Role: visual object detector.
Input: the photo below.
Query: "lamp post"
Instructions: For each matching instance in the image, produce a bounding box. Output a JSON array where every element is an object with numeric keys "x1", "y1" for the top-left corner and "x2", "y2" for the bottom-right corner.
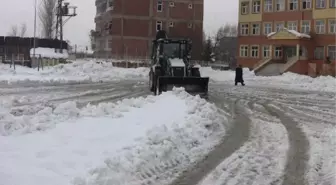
[{"x1": 33, "y1": 0, "x2": 37, "y2": 63}]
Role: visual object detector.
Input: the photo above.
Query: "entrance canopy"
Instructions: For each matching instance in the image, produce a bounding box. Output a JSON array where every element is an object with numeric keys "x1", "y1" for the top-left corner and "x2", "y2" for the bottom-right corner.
[{"x1": 267, "y1": 28, "x2": 311, "y2": 40}]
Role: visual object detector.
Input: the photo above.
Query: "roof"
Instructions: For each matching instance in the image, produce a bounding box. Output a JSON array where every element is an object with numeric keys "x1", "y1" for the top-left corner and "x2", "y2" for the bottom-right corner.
[{"x1": 267, "y1": 28, "x2": 311, "y2": 39}]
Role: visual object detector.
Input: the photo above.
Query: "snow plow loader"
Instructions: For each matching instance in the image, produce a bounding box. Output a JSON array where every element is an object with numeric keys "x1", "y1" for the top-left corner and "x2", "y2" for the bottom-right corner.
[{"x1": 149, "y1": 30, "x2": 209, "y2": 97}]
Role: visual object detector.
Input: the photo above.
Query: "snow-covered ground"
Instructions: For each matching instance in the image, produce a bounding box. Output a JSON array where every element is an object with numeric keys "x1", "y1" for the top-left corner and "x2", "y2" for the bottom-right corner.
[
  {"x1": 0, "y1": 60, "x2": 148, "y2": 84},
  {"x1": 0, "y1": 88, "x2": 227, "y2": 185},
  {"x1": 0, "y1": 59, "x2": 334, "y2": 93},
  {"x1": 200, "y1": 67, "x2": 336, "y2": 93}
]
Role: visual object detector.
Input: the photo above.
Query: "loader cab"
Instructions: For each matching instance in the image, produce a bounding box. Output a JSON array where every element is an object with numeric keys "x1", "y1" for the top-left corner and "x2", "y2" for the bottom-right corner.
[{"x1": 151, "y1": 39, "x2": 191, "y2": 62}]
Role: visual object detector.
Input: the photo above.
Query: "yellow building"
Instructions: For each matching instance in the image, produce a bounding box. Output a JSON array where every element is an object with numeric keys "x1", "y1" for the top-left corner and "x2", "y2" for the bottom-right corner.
[{"x1": 237, "y1": 0, "x2": 336, "y2": 76}]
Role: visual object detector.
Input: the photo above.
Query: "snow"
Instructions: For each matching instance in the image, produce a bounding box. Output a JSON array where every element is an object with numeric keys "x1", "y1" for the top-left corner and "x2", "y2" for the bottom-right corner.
[
  {"x1": 0, "y1": 58, "x2": 334, "y2": 92},
  {"x1": 0, "y1": 60, "x2": 149, "y2": 84},
  {"x1": 0, "y1": 88, "x2": 226, "y2": 185},
  {"x1": 267, "y1": 28, "x2": 311, "y2": 38},
  {"x1": 30, "y1": 47, "x2": 69, "y2": 59},
  {"x1": 198, "y1": 103, "x2": 289, "y2": 185},
  {"x1": 200, "y1": 67, "x2": 336, "y2": 93}
]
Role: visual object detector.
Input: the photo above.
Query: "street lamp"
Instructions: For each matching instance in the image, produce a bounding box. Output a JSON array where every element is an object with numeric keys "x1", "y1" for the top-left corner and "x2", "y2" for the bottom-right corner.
[{"x1": 33, "y1": 0, "x2": 37, "y2": 60}]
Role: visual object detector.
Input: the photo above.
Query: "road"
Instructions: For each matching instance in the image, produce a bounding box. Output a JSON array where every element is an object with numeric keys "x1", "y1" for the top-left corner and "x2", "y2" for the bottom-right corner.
[{"x1": 1, "y1": 81, "x2": 335, "y2": 185}]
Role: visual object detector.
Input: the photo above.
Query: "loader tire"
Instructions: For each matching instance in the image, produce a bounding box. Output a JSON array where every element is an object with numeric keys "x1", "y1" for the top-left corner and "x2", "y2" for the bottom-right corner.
[
  {"x1": 149, "y1": 72, "x2": 154, "y2": 92},
  {"x1": 193, "y1": 68, "x2": 201, "y2": 77},
  {"x1": 153, "y1": 69, "x2": 162, "y2": 96}
]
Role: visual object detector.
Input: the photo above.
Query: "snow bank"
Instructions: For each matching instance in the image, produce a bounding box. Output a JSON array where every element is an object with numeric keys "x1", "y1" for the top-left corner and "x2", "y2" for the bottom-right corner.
[
  {"x1": 0, "y1": 88, "x2": 226, "y2": 185},
  {"x1": 200, "y1": 67, "x2": 336, "y2": 92},
  {"x1": 30, "y1": 47, "x2": 69, "y2": 59},
  {"x1": 0, "y1": 60, "x2": 149, "y2": 84}
]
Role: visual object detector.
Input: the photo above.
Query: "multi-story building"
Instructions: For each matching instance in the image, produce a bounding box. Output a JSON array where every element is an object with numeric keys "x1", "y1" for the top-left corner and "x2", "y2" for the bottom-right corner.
[
  {"x1": 94, "y1": 0, "x2": 204, "y2": 60},
  {"x1": 237, "y1": 0, "x2": 336, "y2": 76}
]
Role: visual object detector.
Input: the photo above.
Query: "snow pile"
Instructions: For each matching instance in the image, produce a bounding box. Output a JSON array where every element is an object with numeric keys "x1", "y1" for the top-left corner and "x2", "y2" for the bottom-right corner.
[
  {"x1": 200, "y1": 67, "x2": 336, "y2": 92},
  {"x1": 30, "y1": 47, "x2": 69, "y2": 59},
  {"x1": 0, "y1": 60, "x2": 149, "y2": 84},
  {"x1": 0, "y1": 88, "x2": 226, "y2": 185},
  {"x1": 267, "y1": 28, "x2": 310, "y2": 38}
]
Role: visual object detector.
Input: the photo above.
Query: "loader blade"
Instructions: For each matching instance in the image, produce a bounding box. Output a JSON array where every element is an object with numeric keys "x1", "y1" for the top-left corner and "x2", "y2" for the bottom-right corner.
[{"x1": 158, "y1": 76, "x2": 209, "y2": 97}]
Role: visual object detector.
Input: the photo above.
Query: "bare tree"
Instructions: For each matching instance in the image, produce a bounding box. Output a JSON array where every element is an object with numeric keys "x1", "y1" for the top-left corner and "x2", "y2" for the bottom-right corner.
[
  {"x1": 89, "y1": 30, "x2": 96, "y2": 50},
  {"x1": 213, "y1": 23, "x2": 238, "y2": 64},
  {"x1": 20, "y1": 23, "x2": 27, "y2": 37},
  {"x1": 39, "y1": 0, "x2": 57, "y2": 38},
  {"x1": 8, "y1": 25, "x2": 18, "y2": 36}
]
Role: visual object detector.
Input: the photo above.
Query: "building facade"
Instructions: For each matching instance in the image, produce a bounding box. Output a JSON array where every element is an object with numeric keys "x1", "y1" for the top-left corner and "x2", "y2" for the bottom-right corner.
[
  {"x1": 237, "y1": 0, "x2": 336, "y2": 76},
  {"x1": 94, "y1": 0, "x2": 204, "y2": 60}
]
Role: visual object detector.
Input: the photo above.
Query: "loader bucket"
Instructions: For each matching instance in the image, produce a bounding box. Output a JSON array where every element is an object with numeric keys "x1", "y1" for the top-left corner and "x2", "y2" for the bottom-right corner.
[{"x1": 158, "y1": 76, "x2": 209, "y2": 97}]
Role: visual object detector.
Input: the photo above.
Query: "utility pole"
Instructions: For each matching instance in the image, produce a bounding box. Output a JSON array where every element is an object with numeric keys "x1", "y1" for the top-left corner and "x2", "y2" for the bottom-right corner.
[
  {"x1": 55, "y1": 0, "x2": 77, "y2": 53},
  {"x1": 33, "y1": 0, "x2": 37, "y2": 61}
]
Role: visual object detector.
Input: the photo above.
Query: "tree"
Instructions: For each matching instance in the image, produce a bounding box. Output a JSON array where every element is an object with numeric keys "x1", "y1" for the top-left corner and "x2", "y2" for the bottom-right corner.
[
  {"x1": 20, "y1": 23, "x2": 27, "y2": 37},
  {"x1": 212, "y1": 23, "x2": 238, "y2": 62},
  {"x1": 39, "y1": 0, "x2": 57, "y2": 38},
  {"x1": 89, "y1": 30, "x2": 96, "y2": 50},
  {"x1": 202, "y1": 36, "x2": 214, "y2": 62},
  {"x1": 8, "y1": 25, "x2": 18, "y2": 36}
]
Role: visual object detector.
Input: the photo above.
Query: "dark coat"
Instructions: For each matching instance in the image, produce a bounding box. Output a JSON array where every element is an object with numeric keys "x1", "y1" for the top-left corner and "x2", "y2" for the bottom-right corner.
[{"x1": 235, "y1": 67, "x2": 244, "y2": 82}]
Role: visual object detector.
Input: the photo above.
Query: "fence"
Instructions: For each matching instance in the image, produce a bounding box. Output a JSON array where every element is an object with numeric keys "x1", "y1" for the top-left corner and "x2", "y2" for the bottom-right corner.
[{"x1": 99, "y1": 57, "x2": 231, "y2": 70}]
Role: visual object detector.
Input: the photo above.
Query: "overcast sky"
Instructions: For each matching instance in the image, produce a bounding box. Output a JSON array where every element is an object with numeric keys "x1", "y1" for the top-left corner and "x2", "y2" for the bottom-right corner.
[{"x1": 0, "y1": 0, "x2": 238, "y2": 47}]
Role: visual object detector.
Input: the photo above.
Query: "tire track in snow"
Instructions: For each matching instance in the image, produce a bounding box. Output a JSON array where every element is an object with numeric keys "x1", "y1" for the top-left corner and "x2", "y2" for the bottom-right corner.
[
  {"x1": 215, "y1": 88, "x2": 310, "y2": 185},
  {"x1": 198, "y1": 100, "x2": 289, "y2": 185},
  {"x1": 170, "y1": 96, "x2": 251, "y2": 185},
  {"x1": 264, "y1": 104, "x2": 309, "y2": 185}
]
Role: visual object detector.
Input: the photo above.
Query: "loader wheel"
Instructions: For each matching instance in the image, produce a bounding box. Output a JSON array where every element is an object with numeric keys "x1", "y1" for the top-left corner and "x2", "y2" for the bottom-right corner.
[
  {"x1": 155, "y1": 78, "x2": 162, "y2": 95},
  {"x1": 149, "y1": 72, "x2": 154, "y2": 91},
  {"x1": 193, "y1": 68, "x2": 201, "y2": 77}
]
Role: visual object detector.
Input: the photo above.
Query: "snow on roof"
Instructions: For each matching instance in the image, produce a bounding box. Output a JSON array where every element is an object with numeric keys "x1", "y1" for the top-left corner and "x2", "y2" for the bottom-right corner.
[
  {"x1": 30, "y1": 47, "x2": 69, "y2": 59},
  {"x1": 267, "y1": 28, "x2": 311, "y2": 38}
]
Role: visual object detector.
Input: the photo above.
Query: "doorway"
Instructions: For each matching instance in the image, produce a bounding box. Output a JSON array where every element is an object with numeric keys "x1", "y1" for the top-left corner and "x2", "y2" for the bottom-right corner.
[{"x1": 284, "y1": 46, "x2": 296, "y2": 61}]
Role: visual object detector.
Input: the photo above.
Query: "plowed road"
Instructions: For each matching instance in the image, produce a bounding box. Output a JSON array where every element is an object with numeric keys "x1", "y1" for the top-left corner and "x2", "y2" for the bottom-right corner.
[{"x1": 1, "y1": 81, "x2": 335, "y2": 185}]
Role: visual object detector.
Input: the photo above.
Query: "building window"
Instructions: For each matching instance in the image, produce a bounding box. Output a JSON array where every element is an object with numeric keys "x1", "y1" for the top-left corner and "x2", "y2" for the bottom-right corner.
[
  {"x1": 301, "y1": 20, "x2": 310, "y2": 33},
  {"x1": 302, "y1": 0, "x2": 312, "y2": 9},
  {"x1": 328, "y1": 46, "x2": 336, "y2": 60},
  {"x1": 188, "y1": 3, "x2": 193, "y2": 9},
  {"x1": 169, "y1": 22, "x2": 174, "y2": 27},
  {"x1": 241, "y1": 2, "x2": 249, "y2": 14},
  {"x1": 275, "y1": 22, "x2": 284, "y2": 31},
  {"x1": 315, "y1": 20, "x2": 325, "y2": 34},
  {"x1": 262, "y1": 45, "x2": 270, "y2": 58},
  {"x1": 156, "y1": 21, "x2": 162, "y2": 31},
  {"x1": 169, "y1": 2, "x2": 175, "y2": 7},
  {"x1": 252, "y1": 1, "x2": 261, "y2": 13},
  {"x1": 240, "y1": 23, "x2": 249, "y2": 35},
  {"x1": 314, "y1": 47, "x2": 325, "y2": 59},
  {"x1": 240, "y1": 45, "x2": 249, "y2": 57},
  {"x1": 276, "y1": 0, "x2": 285, "y2": 11},
  {"x1": 264, "y1": 0, "x2": 273, "y2": 12},
  {"x1": 329, "y1": 19, "x2": 336, "y2": 33},
  {"x1": 157, "y1": 0, "x2": 163, "y2": 12},
  {"x1": 252, "y1": 23, "x2": 260, "y2": 35},
  {"x1": 330, "y1": 0, "x2": 336, "y2": 7},
  {"x1": 251, "y1": 46, "x2": 259, "y2": 58},
  {"x1": 275, "y1": 46, "x2": 282, "y2": 58},
  {"x1": 316, "y1": 0, "x2": 326, "y2": 8},
  {"x1": 289, "y1": 0, "x2": 298, "y2": 10},
  {"x1": 288, "y1": 21, "x2": 297, "y2": 30},
  {"x1": 188, "y1": 23, "x2": 193, "y2": 28},
  {"x1": 264, "y1": 23, "x2": 272, "y2": 34}
]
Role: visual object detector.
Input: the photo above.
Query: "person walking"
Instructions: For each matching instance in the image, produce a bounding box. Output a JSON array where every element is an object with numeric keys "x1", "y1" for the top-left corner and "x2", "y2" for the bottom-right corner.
[{"x1": 235, "y1": 64, "x2": 245, "y2": 86}]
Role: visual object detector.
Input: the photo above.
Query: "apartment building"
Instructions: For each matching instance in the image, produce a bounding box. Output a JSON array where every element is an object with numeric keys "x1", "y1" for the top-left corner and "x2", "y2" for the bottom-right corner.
[
  {"x1": 238, "y1": 0, "x2": 336, "y2": 76},
  {"x1": 94, "y1": 0, "x2": 203, "y2": 60}
]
